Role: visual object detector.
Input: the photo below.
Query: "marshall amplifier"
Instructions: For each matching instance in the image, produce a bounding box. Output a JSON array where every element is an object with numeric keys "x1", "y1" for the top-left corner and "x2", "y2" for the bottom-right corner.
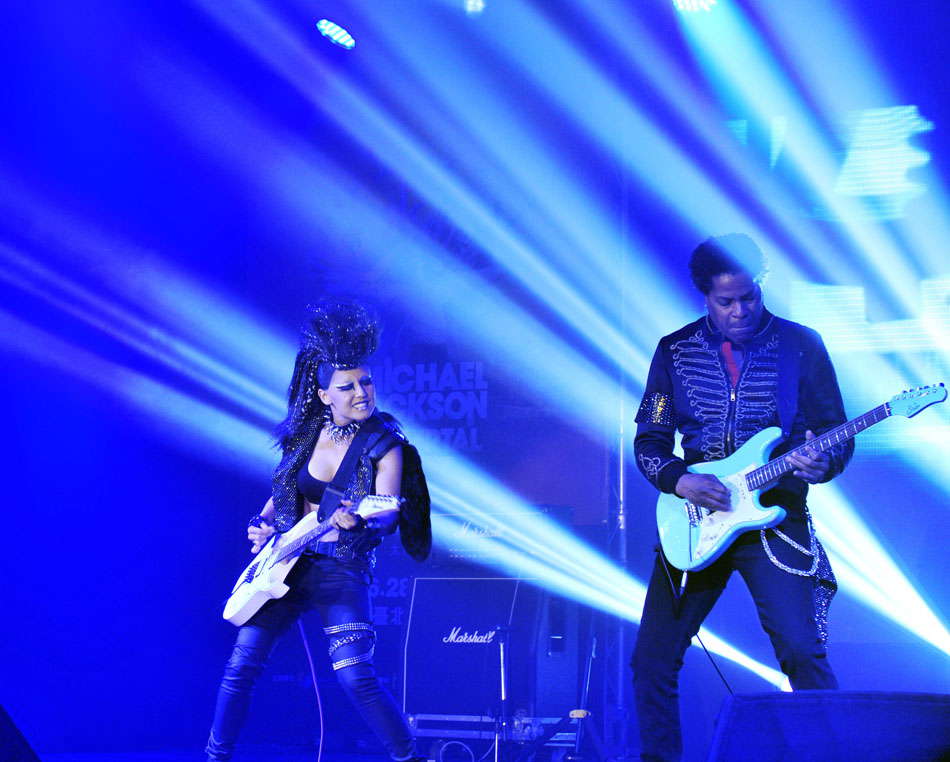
[{"x1": 401, "y1": 577, "x2": 581, "y2": 745}]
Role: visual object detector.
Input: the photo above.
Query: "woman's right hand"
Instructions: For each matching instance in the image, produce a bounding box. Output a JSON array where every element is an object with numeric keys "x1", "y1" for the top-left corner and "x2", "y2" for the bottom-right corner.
[{"x1": 248, "y1": 523, "x2": 276, "y2": 554}]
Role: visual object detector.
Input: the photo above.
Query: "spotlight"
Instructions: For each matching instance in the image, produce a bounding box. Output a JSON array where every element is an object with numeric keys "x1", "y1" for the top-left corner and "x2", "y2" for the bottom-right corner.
[
  {"x1": 316, "y1": 19, "x2": 355, "y2": 49},
  {"x1": 465, "y1": 0, "x2": 486, "y2": 15},
  {"x1": 674, "y1": 0, "x2": 717, "y2": 11}
]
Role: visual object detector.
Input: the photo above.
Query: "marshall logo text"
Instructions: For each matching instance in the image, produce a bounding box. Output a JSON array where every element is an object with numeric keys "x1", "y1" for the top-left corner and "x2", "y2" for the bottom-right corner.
[{"x1": 442, "y1": 627, "x2": 496, "y2": 644}]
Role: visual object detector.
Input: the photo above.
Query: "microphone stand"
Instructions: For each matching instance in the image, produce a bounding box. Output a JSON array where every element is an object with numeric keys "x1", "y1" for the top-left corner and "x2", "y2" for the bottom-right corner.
[{"x1": 494, "y1": 624, "x2": 512, "y2": 762}]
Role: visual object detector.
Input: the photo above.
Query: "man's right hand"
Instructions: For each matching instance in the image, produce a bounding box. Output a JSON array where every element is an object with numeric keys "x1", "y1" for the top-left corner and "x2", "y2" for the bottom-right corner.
[{"x1": 674, "y1": 473, "x2": 732, "y2": 511}]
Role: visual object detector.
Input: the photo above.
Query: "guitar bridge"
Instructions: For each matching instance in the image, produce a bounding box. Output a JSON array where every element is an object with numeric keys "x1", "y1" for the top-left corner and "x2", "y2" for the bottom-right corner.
[{"x1": 684, "y1": 501, "x2": 705, "y2": 527}]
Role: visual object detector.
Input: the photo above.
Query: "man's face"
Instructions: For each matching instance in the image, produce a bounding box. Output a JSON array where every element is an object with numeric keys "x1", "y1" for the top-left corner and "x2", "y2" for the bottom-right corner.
[{"x1": 705, "y1": 271, "x2": 764, "y2": 345}]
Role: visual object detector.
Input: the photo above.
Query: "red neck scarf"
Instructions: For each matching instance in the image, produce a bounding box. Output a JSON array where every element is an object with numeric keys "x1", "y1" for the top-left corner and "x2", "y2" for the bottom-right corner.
[{"x1": 721, "y1": 340, "x2": 741, "y2": 388}]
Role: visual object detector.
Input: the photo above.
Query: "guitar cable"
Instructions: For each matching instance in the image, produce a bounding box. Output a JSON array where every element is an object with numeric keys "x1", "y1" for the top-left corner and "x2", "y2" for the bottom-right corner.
[
  {"x1": 298, "y1": 619, "x2": 326, "y2": 762},
  {"x1": 656, "y1": 547, "x2": 733, "y2": 696}
]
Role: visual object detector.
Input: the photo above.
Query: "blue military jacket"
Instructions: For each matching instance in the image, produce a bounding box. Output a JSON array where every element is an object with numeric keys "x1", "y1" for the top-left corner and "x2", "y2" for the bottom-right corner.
[{"x1": 634, "y1": 310, "x2": 853, "y2": 521}]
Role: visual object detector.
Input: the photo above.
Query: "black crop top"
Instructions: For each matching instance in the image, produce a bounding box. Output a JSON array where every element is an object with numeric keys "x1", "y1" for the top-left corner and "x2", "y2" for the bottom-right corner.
[{"x1": 296, "y1": 468, "x2": 329, "y2": 505}]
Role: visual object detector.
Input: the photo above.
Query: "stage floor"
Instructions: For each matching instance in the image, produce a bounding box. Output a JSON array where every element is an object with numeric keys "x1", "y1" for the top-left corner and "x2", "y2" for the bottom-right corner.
[{"x1": 42, "y1": 751, "x2": 414, "y2": 762}]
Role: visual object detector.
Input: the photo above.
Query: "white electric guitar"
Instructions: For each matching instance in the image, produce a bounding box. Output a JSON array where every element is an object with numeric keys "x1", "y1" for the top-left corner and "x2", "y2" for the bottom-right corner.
[
  {"x1": 223, "y1": 495, "x2": 400, "y2": 626},
  {"x1": 657, "y1": 383, "x2": 947, "y2": 572}
]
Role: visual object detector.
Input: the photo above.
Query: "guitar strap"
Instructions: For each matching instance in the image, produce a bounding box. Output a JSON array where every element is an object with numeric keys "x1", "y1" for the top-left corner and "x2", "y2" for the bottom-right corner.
[
  {"x1": 317, "y1": 413, "x2": 387, "y2": 521},
  {"x1": 776, "y1": 320, "x2": 802, "y2": 441}
]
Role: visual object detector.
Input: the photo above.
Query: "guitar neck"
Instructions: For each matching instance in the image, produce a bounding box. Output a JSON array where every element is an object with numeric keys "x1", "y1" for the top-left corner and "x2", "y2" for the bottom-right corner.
[
  {"x1": 274, "y1": 516, "x2": 335, "y2": 563},
  {"x1": 747, "y1": 403, "x2": 891, "y2": 489}
]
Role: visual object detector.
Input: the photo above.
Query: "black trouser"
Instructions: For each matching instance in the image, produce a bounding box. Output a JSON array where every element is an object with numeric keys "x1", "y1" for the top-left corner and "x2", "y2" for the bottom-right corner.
[
  {"x1": 206, "y1": 555, "x2": 415, "y2": 761},
  {"x1": 631, "y1": 530, "x2": 838, "y2": 762}
]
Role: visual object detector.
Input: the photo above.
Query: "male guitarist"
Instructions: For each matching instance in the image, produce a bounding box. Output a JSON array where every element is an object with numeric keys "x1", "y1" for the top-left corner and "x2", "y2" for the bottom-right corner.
[{"x1": 631, "y1": 234, "x2": 853, "y2": 762}]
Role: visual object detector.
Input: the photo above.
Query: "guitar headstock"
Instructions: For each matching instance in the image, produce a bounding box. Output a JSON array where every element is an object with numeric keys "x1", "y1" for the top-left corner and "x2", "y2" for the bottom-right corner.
[
  {"x1": 356, "y1": 494, "x2": 403, "y2": 518},
  {"x1": 888, "y1": 383, "x2": 947, "y2": 418}
]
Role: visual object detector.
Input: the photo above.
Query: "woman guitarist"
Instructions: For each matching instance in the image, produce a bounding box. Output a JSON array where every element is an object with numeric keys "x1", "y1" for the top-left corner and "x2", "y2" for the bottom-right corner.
[{"x1": 205, "y1": 301, "x2": 430, "y2": 762}]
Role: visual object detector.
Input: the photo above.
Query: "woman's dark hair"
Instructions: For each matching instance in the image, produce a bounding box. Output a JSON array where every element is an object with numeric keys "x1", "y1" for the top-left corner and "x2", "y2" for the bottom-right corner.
[{"x1": 688, "y1": 233, "x2": 768, "y2": 294}]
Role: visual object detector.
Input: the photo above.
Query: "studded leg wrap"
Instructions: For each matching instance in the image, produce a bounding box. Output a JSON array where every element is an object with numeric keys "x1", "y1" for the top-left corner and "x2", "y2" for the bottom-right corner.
[{"x1": 325, "y1": 622, "x2": 376, "y2": 671}]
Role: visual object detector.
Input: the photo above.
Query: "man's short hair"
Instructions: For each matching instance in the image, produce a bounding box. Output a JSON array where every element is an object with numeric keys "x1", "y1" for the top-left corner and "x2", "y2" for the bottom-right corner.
[{"x1": 688, "y1": 234, "x2": 768, "y2": 294}]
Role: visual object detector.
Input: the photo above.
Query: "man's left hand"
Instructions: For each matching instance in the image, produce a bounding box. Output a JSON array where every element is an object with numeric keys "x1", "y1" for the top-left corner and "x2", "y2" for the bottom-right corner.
[{"x1": 786, "y1": 430, "x2": 830, "y2": 484}]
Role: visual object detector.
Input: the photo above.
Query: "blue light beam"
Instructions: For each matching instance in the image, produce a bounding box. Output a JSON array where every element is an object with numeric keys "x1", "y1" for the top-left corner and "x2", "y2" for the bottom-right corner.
[
  {"x1": 0, "y1": 241, "x2": 287, "y2": 422},
  {"x1": 0, "y1": 309, "x2": 274, "y2": 473}
]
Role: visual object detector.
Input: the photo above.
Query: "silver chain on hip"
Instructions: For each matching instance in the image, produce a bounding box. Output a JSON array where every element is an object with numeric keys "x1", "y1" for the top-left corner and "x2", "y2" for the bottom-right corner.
[{"x1": 760, "y1": 512, "x2": 819, "y2": 577}]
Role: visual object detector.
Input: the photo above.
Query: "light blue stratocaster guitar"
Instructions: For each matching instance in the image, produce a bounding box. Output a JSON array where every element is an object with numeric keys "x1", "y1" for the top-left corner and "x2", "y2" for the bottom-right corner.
[{"x1": 657, "y1": 383, "x2": 947, "y2": 572}]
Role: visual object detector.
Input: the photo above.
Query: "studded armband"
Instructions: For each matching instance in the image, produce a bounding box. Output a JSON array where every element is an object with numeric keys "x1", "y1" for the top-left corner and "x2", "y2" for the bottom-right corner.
[{"x1": 636, "y1": 392, "x2": 675, "y2": 426}]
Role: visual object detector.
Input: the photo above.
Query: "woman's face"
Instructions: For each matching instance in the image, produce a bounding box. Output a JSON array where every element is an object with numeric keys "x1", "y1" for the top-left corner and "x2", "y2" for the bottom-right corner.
[{"x1": 318, "y1": 366, "x2": 376, "y2": 425}]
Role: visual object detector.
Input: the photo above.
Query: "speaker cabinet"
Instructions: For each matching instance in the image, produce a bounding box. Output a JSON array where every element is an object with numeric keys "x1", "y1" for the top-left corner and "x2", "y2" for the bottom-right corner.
[
  {"x1": 402, "y1": 577, "x2": 582, "y2": 734},
  {"x1": 0, "y1": 705, "x2": 39, "y2": 762},
  {"x1": 707, "y1": 690, "x2": 950, "y2": 762}
]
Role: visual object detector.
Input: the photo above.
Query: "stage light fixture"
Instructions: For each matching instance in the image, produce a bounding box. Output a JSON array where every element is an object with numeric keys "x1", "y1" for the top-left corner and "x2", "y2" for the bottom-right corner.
[
  {"x1": 316, "y1": 19, "x2": 355, "y2": 49},
  {"x1": 465, "y1": 0, "x2": 485, "y2": 15},
  {"x1": 675, "y1": 0, "x2": 717, "y2": 12}
]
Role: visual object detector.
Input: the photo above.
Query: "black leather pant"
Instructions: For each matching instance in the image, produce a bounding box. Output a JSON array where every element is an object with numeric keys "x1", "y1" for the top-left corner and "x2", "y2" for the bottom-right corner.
[
  {"x1": 631, "y1": 529, "x2": 838, "y2": 762},
  {"x1": 206, "y1": 555, "x2": 415, "y2": 761}
]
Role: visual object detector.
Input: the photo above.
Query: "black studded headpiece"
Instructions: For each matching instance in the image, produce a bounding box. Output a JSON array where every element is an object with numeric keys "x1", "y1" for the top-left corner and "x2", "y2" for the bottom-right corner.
[
  {"x1": 275, "y1": 300, "x2": 380, "y2": 450},
  {"x1": 301, "y1": 300, "x2": 380, "y2": 378}
]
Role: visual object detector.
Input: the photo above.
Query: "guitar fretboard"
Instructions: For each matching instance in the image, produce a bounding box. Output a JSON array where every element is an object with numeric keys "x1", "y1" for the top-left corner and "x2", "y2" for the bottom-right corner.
[
  {"x1": 274, "y1": 516, "x2": 335, "y2": 564},
  {"x1": 746, "y1": 403, "x2": 891, "y2": 490},
  {"x1": 269, "y1": 495, "x2": 398, "y2": 564}
]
